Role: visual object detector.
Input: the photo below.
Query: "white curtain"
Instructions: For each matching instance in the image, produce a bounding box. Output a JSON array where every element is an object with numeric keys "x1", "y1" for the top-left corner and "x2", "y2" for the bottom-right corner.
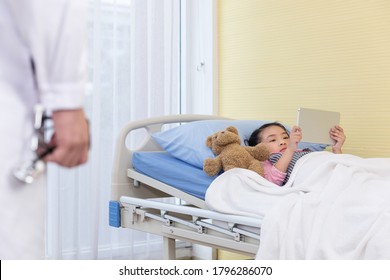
[{"x1": 46, "y1": 0, "x2": 181, "y2": 259}]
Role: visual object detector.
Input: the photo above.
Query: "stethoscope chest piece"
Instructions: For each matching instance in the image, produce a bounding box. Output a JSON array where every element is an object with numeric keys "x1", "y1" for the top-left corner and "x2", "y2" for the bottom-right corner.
[{"x1": 13, "y1": 104, "x2": 53, "y2": 184}]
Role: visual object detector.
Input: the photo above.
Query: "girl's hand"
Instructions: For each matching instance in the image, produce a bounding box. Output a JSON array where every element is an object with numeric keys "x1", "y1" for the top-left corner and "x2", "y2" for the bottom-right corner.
[
  {"x1": 289, "y1": 126, "x2": 302, "y2": 150},
  {"x1": 330, "y1": 125, "x2": 346, "y2": 154}
]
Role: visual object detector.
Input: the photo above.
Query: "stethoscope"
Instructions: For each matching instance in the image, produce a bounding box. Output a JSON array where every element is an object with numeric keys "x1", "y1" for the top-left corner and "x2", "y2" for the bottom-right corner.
[{"x1": 13, "y1": 104, "x2": 55, "y2": 184}]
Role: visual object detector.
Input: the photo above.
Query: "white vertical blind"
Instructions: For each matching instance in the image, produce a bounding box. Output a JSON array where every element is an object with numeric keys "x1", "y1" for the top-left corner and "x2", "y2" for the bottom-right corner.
[
  {"x1": 180, "y1": 0, "x2": 218, "y2": 115},
  {"x1": 46, "y1": 0, "x2": 216, "y2": 259}
]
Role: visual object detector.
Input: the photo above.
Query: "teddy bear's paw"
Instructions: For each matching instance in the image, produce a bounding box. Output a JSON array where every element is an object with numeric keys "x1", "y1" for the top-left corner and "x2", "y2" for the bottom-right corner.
[
  {"x1": 203, "y1": 158, "x2": 220, "y2": 176},
  {"x1": 254, "y1": 143, "x2": 270, "y2": 160}
]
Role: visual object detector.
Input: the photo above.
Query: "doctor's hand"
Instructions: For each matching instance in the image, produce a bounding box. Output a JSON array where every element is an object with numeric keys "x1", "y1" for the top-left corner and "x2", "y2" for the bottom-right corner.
[
  {"x1": 44, "y1": 109, "x2": 90, "y2": 167},
  {"x1": 330, "y1": 125, "x2": 345, "y2": 154}
]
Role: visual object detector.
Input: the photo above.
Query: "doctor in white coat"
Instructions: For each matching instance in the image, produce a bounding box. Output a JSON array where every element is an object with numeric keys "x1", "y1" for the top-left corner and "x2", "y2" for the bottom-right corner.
[{"x1": 0, "y1": 0, "x2": 90, "y2": 259}]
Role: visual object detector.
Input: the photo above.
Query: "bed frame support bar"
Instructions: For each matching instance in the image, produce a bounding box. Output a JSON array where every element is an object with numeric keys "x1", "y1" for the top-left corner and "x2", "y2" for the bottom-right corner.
[
  {"x1": 164, "y1": 214, "x2": 204, "y2": 233},
  {"x1": 196, "y1": 220, "x2": 240, "y2": 240}
]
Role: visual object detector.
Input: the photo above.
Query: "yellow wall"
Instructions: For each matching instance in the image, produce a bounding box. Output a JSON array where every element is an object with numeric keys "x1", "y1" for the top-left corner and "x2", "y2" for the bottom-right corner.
[{"x1": 218, "y1": 0, "x2": 390, "y2": 157}]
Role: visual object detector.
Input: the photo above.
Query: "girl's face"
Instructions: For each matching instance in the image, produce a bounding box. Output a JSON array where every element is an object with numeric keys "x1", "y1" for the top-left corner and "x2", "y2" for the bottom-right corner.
[{"x1": 258, "y1": 125, "x2": 290, "y2": 154}]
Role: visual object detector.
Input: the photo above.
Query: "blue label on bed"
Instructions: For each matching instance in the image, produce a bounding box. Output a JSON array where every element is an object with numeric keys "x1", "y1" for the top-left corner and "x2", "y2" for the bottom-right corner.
[{"x1": 109, "y1": 200, "x2": 121, "y2": 228}]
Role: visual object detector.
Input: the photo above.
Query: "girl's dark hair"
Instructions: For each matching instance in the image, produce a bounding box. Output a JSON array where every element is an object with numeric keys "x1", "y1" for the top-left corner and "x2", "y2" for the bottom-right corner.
[{"x1": 244, "y1": 122, "x2": 289, "y2": 146}]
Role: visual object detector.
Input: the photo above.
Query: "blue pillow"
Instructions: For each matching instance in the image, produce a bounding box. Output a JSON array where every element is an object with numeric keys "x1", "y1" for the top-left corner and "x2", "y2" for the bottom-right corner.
[
  {"x1": 152, "y1": 120, "x2": 327, "y2": 169},
  {"x1": 298, "y1": 142, "x2": 327, "y2": 152}
]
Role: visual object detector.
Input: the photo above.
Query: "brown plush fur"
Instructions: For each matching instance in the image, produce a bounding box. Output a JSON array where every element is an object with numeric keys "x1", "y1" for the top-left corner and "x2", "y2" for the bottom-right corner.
[{"x1": 203, "y1": 126, "x2": 269, "y2": 177}]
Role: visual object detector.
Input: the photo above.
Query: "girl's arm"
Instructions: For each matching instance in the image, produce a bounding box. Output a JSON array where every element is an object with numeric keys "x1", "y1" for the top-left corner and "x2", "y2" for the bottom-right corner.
[
  {"x1": 274, "y1": 126, "x2": 302, "y2": 173},
  {"x1": 274, "y1": 148, "x2": 295, "y2": 173}
]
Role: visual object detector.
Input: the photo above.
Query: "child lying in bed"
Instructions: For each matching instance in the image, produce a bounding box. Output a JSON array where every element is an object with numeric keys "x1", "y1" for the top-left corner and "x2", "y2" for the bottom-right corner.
[{"x1": 245, "y1": 122, "x2": 346, "y2": 186}]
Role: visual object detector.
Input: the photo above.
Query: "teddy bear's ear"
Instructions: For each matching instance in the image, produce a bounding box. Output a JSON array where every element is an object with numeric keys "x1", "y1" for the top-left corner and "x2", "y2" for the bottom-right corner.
[
  {"x1": 206, "y1": 136, "x2": 213, "y2": 148},
  {"x1": 226, "y1": 126, "x2": 239, "y2": 135}
]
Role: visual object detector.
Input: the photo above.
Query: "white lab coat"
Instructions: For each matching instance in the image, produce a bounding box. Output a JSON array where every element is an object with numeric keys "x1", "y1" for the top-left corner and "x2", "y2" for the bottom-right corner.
[{"x1": 0, "y1": 0, "x2": 87, "y2": 259}]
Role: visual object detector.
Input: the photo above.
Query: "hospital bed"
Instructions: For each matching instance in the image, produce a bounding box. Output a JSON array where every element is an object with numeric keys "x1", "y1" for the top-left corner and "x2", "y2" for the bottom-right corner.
[
  {"x1": 109, "y1": 115, "x2": 264, "y2": 259},
  {"x1": 110, "y1": 115, "x2": 390, "y2": 260}
]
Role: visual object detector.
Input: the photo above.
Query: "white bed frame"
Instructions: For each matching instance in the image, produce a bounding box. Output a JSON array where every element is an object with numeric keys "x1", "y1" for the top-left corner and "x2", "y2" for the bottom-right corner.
[{"x1": 110, "y1": 115, "x2": 262, "y2": 259}]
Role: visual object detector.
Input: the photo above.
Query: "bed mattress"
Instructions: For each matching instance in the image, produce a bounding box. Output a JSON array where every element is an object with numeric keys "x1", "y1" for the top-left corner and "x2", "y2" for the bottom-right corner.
[{"x1": 132, "y1": 151, "x2": 218, "y2": 200}]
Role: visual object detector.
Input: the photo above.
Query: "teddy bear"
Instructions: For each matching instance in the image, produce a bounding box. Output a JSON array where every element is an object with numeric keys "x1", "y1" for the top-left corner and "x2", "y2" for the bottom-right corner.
[{"x1": 203, "y1": 126, "x2": 269, "y2": 177}]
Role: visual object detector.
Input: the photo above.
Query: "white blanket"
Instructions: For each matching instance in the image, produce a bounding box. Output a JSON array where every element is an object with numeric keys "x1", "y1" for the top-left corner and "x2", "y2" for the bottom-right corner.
[{"x1": 205, "y1": 151, "x2": 390, "y2": 259}]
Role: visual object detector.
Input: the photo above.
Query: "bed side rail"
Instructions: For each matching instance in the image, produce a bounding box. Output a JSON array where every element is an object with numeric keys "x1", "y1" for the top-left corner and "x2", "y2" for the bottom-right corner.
[
  {"x1": 110, "y1": 197, "x2": 261, "y2": 257},
  {"x1": 111, "y1": 114, "x2": 229, "y2": 201}
]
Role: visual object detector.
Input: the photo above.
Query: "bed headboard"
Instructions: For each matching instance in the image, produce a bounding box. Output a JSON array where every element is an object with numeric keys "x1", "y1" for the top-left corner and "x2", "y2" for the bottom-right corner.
[{"x1": 111, "y1": 114, "x2": 230, "y2": 201}]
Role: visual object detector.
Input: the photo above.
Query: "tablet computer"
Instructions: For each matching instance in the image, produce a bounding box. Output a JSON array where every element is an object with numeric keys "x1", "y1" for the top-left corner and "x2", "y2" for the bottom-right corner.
[{"x1": 297, "y1": 108, "x2": 340, "y2": 145}]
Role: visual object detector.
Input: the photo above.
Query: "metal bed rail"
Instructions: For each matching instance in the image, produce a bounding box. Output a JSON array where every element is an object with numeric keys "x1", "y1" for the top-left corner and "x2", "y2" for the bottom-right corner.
[{"x1": 109, "y1": 196, "x2": 262, "y2": 259}]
